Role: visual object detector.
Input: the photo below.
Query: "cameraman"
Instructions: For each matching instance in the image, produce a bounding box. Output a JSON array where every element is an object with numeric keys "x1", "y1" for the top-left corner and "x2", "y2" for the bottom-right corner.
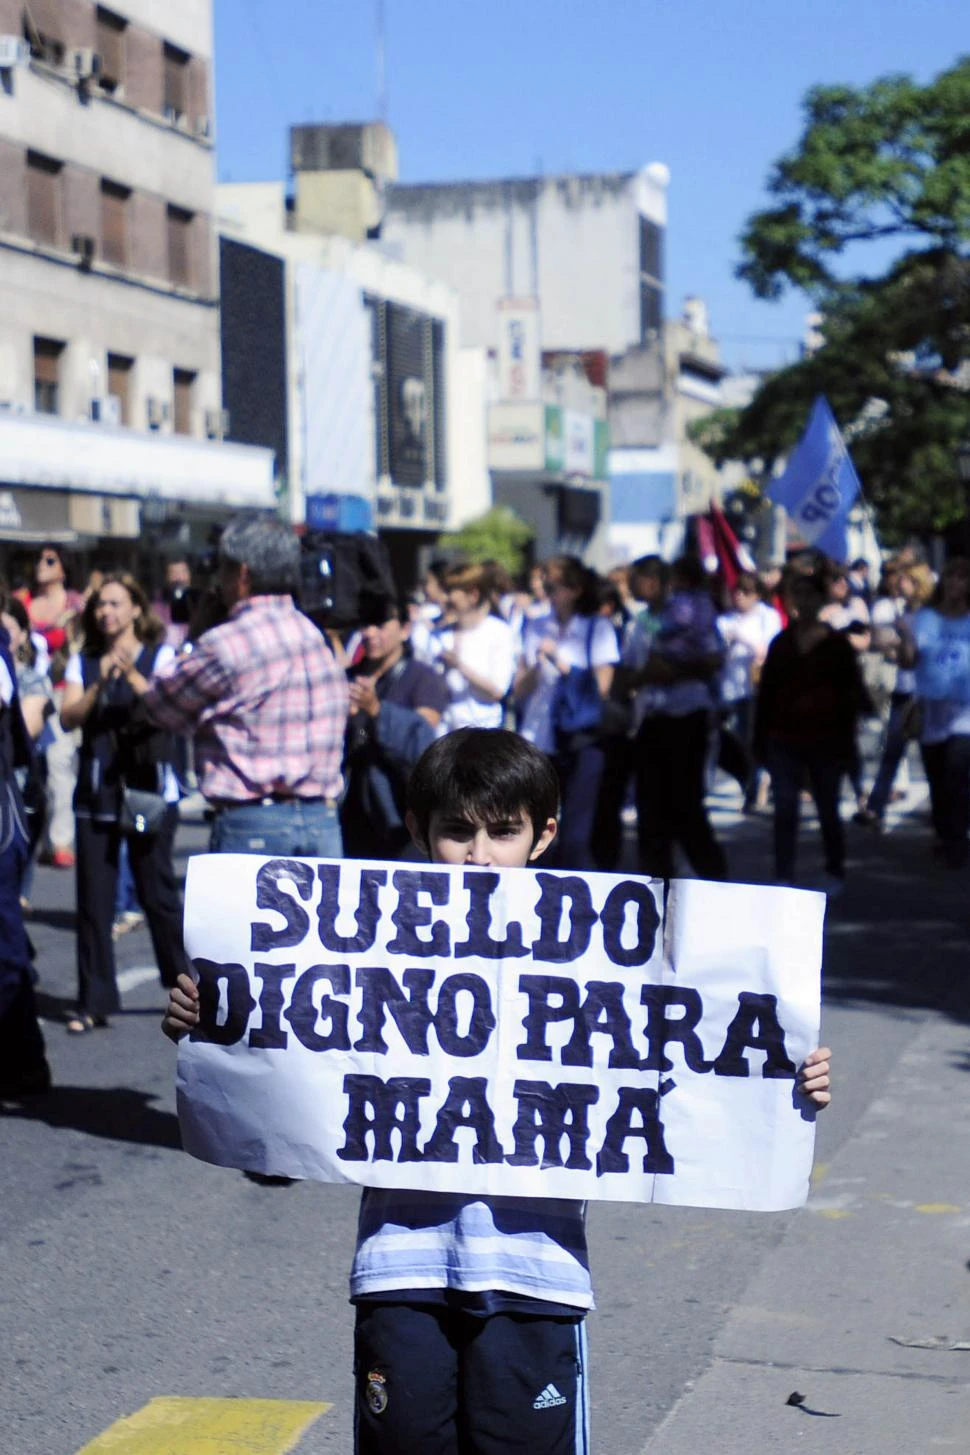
[
  {"x1": 131, "y1": 515, "x2": 349, "y2": 858},
  {"x1": 155, "y1": 558, "x2": 199, "y2": 653}
]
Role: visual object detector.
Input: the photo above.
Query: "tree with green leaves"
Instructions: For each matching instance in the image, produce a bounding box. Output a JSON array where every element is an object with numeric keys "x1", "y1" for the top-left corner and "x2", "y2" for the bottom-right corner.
[
  {"x1": 695, "y1": 57, "x2": 970, "y2": 542},
  {"x1": 436, "y1": 505, "x2": 535, "y2": 577}
]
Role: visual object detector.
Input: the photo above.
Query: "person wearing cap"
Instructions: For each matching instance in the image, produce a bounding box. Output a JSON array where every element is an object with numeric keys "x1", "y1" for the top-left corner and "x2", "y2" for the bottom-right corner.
[{"x1": 341, "y1": 594, "x2": 449, "y2": 860}]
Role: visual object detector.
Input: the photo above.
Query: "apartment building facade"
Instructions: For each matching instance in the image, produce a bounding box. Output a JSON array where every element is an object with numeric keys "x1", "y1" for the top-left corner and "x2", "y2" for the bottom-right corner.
[{"x1": 0, "y1": 0, "x2": 273, "y2": 572}]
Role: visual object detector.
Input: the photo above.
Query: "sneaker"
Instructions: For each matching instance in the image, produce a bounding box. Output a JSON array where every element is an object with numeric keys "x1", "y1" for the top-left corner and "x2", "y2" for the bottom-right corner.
[
  {"x1": 113, "y1": 910, "x2": 145, "y2": 940},
  {"x1": 51, "y1": 847, "x2": 75, "y2": 869}
]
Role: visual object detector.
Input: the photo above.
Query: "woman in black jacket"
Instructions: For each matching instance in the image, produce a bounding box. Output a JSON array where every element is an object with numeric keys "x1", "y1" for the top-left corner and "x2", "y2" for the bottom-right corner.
[
  {"x1": 59, "y1": 574, "x2": 189, "y2": 1032},
  {"x1": 755, "y1": 566, "x2": 868, "y2": 894}
]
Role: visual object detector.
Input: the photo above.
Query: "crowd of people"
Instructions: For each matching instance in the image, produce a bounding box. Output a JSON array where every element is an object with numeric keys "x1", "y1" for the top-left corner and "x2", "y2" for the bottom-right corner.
[{"x1": 0, "y1": 519, "x2": 965, "y2": 1095}]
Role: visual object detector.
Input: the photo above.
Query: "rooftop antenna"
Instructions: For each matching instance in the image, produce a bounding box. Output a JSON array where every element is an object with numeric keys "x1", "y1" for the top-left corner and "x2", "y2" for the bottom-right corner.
[{"x1": 376, "y1": 0, "x2": 387, "y2": 123}]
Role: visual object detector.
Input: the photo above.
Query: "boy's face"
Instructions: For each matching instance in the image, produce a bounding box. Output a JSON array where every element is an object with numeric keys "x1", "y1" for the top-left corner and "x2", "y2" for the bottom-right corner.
[{"x1": 407, "y1": 808, "x2": 557, "y2": 868}]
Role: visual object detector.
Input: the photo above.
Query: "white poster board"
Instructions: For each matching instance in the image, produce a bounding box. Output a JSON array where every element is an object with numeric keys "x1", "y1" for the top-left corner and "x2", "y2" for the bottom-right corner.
[{"x1": 178, "y1": 858, "x2": 824, "y2": 1211}]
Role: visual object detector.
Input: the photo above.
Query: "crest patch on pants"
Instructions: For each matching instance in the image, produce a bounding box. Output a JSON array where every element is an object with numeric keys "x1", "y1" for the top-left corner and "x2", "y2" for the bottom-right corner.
[{"x1": 365, "y1": 1370, "x2": 388, "y2": 1415}]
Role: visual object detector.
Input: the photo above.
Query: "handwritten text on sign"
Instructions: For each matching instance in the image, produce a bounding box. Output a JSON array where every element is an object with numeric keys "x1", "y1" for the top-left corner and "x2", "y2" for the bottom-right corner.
[{"x1": 178, "y1": 858, "x2": 824, "y2": 1210}]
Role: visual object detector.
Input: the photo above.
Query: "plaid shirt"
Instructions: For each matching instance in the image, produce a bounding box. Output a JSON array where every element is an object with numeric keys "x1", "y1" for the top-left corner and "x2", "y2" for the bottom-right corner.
[{"x1": 143, "y1": 595, "x2": 349, "y2": 803}]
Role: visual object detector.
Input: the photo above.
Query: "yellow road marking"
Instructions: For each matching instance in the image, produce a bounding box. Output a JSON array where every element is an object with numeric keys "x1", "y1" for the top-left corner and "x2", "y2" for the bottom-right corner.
[
  {"x1": 75, "y1": 1397, "x2": 331, "y2": 1455},
  {"x1": 915, "y1": 1202, "x2": 961, "y2": 1214},
  {"x1": 816, "y1": 1208, "x2": 851, "y2": 1219}
]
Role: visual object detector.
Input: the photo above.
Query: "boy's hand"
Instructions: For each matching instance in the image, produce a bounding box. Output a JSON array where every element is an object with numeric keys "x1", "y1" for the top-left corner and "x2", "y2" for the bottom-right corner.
[
  {"x1": 162, "y1": 972, "x2": 200, "y2": 1043},
  {"x1": 797, "y1": 1046, "x2": 832, "y2": 1108}
]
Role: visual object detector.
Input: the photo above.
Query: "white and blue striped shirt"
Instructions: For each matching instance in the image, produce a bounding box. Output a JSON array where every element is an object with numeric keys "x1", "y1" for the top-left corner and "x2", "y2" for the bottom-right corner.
[{"x1": 350, "y1": 1190, "x2": 593, "y2": 1311}]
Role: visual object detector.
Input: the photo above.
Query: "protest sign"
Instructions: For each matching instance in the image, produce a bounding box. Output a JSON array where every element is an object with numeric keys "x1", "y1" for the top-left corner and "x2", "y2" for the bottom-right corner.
[{"x1": 178, "y1": 857, "x2": 824, "y2": 1211}]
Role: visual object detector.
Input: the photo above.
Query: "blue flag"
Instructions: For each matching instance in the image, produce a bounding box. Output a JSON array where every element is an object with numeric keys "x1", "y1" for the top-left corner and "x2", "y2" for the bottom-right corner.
[{"x1": 767, "y1": 396, "x2": 861, "y2": 562}]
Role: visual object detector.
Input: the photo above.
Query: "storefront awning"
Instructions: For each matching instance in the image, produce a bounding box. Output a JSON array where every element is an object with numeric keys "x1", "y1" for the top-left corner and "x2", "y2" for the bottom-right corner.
[{"x1": 0, "y1": 412, "x2": 275, "y2": 510}]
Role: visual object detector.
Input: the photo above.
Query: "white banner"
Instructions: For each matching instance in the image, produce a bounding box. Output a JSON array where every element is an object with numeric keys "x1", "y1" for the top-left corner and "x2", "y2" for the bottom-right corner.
[{"x1": 178, "y1": 859, "x2": 824, "y2": 1211}]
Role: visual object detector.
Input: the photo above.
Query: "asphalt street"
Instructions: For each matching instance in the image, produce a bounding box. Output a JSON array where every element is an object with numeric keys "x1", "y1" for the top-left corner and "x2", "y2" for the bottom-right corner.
[{"x1": 2, "y1": 775, "x2": 968, "y2": 1455}]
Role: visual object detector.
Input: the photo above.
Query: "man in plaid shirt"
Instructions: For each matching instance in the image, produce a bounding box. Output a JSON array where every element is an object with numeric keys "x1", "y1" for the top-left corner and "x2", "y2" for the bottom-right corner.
[{"x1": 135, "y1": 516, "x2": 349, "y2": 859}]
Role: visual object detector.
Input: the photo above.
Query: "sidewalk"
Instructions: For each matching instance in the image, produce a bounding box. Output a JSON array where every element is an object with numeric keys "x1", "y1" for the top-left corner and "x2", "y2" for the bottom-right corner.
[{"x1": 639, "y1": 798, "x2": 970, "y2": 1455}]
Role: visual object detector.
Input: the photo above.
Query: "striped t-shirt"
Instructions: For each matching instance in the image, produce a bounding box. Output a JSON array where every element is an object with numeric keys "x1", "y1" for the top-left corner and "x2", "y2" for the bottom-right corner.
[{"x1": 350, "y1": 1189, "x2": 593, "y2": 1312}]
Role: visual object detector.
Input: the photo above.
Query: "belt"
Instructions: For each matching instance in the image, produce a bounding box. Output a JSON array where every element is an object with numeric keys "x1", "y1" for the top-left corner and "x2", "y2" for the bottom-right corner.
[{"x1": 211, "y1": 795, "x2": 337, "y2": 811}]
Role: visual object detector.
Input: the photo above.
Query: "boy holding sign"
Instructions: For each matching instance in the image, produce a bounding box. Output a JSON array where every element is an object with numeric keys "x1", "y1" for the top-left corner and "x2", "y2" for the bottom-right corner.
[{"x1": 164, "y1": 728, "x2": 832, "y2": 1454}]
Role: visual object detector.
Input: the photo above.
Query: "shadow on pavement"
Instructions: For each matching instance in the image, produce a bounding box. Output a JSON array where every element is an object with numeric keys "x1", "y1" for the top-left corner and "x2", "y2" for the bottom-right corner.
[
  {"x1": 822, "y1": 822, "x2": 970, "y2": 1027},
  {"x1": 0, "y1": 1085, "x2": 182, "y2": 1149},
  {"x1": 25, "y1": 907, "x2": 77, "y2": 932}
]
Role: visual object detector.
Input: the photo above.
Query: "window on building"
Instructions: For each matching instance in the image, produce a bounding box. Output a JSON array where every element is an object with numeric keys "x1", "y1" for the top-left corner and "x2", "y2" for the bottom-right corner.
[
  {"x1": 166, "y1": 206, "x2": 193, "y2": 287},
  {"x1": 107, "y1": 353, "x2": 133, "y2": 425},
  {"x1": 96, "y1": 7, "x2": 126, "y2": 94},
  {"x1": 639, "y1": 217, "x2": 664, "y2": 343},
  {"x1": 100, "y1": 180, "x2": 130, "y2": 267},
  {"x1": 163, "y1": 42, "x2": 190, "y2": 122},
  {"x1": 431, "y1": 319, "x2": 447, "y2": 493},
  {"x1": 26, "y1": 151, "x2": 62, "y2": 248},
  {"x1": 34, "y1": 337, "x2": 64, "y2": 415},
  {"x1": 22, "y1": 5, "x2": 64, "y2": 66},
  {"x1": 172, "y1": 368, "x2": 196, "y2": 435}
]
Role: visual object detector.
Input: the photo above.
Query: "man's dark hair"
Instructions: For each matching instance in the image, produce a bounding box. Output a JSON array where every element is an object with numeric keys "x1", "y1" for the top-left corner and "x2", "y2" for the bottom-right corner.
[
  {"x1": 670, "y1": 554, "x2": 708, "y2": 591},
  {"x1": 408, "y1": 729, "x2": 560, "y2": 847},
  {"x1": 218, "y1": 514, "x2": 300, "y2": 596}
]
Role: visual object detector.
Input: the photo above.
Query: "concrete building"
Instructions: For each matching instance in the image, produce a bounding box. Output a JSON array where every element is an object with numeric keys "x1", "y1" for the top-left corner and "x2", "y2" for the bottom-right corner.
[
  {"x1": 381, "y1": 164, "x2": 677, "y2": 567},
  {"x1": 382, "y1": 166, "x2": 669, "y2": 356},
  {"x1": 0, "y1": 0, "x2": 273, "y2": 577},
  {"x1": 609, "y1": 297, "x2": 727, "y2": 562},
  {"x1": 217, "y1": 124, "x2": 492, "y2": 587}
]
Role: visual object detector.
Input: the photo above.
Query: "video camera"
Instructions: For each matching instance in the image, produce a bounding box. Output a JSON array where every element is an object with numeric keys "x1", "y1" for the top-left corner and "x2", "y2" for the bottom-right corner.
[{"x1": 299, "y1": 532, "x2": 396, "y2": 628}]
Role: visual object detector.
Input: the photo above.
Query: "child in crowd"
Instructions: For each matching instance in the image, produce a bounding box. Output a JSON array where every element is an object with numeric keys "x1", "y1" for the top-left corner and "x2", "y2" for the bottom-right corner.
[{"x1": 163, "y1": 727, "x2": 832, "y2": 1455}]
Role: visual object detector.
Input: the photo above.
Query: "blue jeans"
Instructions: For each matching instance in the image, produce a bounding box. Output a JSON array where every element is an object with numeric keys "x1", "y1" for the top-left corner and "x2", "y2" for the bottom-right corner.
[
  {"x1": 114, "y1": 837, "x2": 140, "y2": 916},
  {"x1": 209, "y1": 798, "x2": 343, "y2": 858},
  {"x1": 551, "y1": 740, "x2": 606, "y2": 871},
  {"x1": 867, "y1": 693, "x2": 913, "y2": 819}
]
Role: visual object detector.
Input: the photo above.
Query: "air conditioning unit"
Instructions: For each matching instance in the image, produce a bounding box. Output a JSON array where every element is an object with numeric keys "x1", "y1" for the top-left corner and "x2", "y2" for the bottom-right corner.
[
  {"x1": 71, "y1": 47, "x2": 101, "y2": 83},
  {"x1": 204, "y1": 407, "x2": 230, "y2": 439},
  {"x1": 146, "y1": 397, "x2": 171, "y2": 429},
  {"x1": 194, "y1": 114, "x2": 212, "y2": 140},
  {"x1": 71, "y1": 233, "x2": 95, "y2": 267},
  {"x1": 0, "y1": 35, "x2": 28, "y2": 68},
  {"x1": 91, "y1": 395, "x2": 122, "y2": 426}
]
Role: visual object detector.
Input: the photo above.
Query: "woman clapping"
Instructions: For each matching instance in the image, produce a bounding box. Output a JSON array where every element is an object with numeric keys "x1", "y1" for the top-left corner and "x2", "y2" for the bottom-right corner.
[{"x1": 59, "y1": 575, "x2": 189, "y2": 1033}]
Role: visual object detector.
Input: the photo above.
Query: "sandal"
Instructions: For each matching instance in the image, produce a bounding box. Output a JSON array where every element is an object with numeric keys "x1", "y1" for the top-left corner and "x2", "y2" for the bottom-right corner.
[{"x1": 66, "y1": 1013, "x2": 109, "y2": 1034}]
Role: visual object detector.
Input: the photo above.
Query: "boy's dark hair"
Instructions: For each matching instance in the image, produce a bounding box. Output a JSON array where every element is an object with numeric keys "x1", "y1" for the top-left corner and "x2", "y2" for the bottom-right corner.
[{"x1": 407, "y1": 728, "x2": 560, "y2": 847}]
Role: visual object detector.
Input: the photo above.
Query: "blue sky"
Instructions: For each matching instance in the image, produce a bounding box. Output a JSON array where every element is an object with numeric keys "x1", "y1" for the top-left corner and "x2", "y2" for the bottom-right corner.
[{"x1": 214, "y1": 1, "x2": 966, "y2": 371}]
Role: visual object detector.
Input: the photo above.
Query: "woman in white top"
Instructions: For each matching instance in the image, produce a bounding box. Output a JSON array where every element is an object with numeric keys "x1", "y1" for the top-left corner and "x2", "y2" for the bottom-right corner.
[
  {"x1": 60, "y1": 574, "x2": 188, "y2": 1032},
  {"x1": 717, "y1": 571, "x2": 782, "y2": 810},
  {"x1": 432, "y1": 563, "x2": 517, "y2": 734},
  {"x1": 515, "y1": 555, "x2": 619, "y2": 869}
]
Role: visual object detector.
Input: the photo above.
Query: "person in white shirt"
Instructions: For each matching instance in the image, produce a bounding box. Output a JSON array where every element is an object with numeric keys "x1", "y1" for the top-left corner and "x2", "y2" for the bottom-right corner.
[
  {"x1": 430, "y1": 563, "x2": 517, "y2": 734},
  {"x1": 515, "y1": 555, "x2": 619, "y2": 869},
  {"x1": 717, "y1": 572, "x2": 782, "y2": 811}
]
